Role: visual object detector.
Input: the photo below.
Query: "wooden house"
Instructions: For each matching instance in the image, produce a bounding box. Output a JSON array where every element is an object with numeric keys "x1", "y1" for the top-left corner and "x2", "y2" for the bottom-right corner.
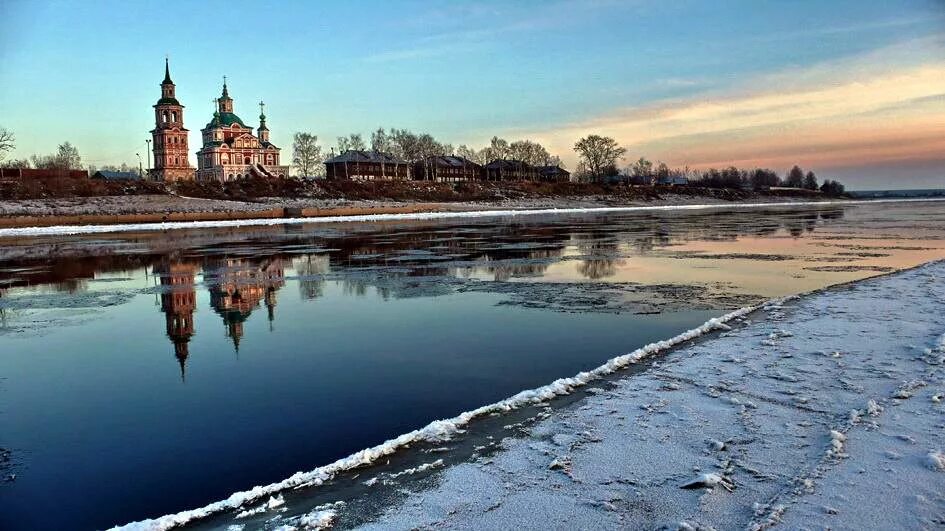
[
  {"x1": 324, "y1": 150, "x2": 411, "y2": 180},
  {"x1": 414, "y1": 155, "x2": 483, "y2": 182},
  {"x1": 536, "y1": 165, "x2": 571, "y2": 182},
  {"x1": 483, "y1": 159, "x2": 536, "y2": 181}
]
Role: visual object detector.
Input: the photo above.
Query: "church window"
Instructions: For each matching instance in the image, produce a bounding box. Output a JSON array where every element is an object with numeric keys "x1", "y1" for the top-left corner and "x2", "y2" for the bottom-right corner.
[
  {"x1": 171, "y1": 111, "x2": 177, "y2": 122},
  {"x1": 162, "y1": 111, "x2": 168, "y2": 123}
]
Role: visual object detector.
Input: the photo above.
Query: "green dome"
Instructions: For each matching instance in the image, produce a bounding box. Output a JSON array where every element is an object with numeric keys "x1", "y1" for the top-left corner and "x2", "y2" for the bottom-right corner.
[{"x1": 207, "y1": 112, "x2": 247, "y2": 128}]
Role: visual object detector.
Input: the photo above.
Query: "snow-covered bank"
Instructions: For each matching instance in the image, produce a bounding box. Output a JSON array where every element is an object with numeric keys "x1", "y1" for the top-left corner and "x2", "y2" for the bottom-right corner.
[
  {"x1": 110, "y1": 308, "x2": 760, "y2": 530},
  {"x1": 3, "y1": 198, "x2": 943, "y2": 238},
  {"x1": 356, "y1": 261, "x2": 945, "y2": 530}
]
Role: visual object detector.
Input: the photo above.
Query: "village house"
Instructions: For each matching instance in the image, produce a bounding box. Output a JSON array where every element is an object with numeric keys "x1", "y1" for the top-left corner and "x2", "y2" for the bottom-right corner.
[
  {"x1": 91, "y1": 170, "x2": 140, "y2": 181},
  {"x1": 324, "y1": 150, "x2": 411, "y2": 180},
  {"x1": 484, "y1": 159, "x2": 537, "y2": 181},
  {"x1": 0, "y1": 168, "x2": 88, "y2": 181},
  {"x1": 536, "y1": 165, "x2": 571, "y2": 182},
  {"x1": 414, "y1": 155, "x2": 483, "y2": 182}
]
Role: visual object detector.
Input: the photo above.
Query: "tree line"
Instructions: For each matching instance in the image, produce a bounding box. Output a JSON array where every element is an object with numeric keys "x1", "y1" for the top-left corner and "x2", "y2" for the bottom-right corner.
[
  {"x1": 292, "y1": 129, "x2": 562, "y2": 178},
  {"x1": 0, "y1": 124, "x2": 846, "y2": 196}
]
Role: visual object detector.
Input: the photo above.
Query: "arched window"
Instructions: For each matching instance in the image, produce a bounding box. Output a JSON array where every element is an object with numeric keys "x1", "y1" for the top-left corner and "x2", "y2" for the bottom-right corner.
[
  {"x1": 171, "y1": 111, "x2": 177, "y2": 122},
  {"x1": 244, "y1": 157, "x2": 251, "y2": 164},
  {"x1": 162, "y1": 111, "x2": 168, "y2": 124}
]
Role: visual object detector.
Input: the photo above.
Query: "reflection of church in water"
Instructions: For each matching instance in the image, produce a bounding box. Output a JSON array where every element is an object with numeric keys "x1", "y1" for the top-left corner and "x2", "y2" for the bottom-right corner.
[{"x1": 153, "y1": 256, "x2": 285, "y2": 379}]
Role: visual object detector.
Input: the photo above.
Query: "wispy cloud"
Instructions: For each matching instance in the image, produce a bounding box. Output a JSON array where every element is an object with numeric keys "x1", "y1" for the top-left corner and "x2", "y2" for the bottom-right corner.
[
  {"x1": 516, "y1": 35, "x2": 945, "y2": 173},
  {"x1": 363, "y1": 0, "x2": 645, "y2": 63}
]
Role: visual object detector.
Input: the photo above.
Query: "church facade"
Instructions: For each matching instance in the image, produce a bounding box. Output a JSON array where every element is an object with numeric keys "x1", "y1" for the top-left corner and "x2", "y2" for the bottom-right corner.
[
  {"x1": 195, "y1": 80, "x2": 288, "y2": 182},
  {"x1": 149, "y1": 60, "x2": 288, "y2": 182}
]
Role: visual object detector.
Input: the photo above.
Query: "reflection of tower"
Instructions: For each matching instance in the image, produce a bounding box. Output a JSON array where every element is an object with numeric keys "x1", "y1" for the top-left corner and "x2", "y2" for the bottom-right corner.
[
  {"x1": 154, "y1": 259, "x2": 199, "y2": 380},
  {"x1": 205, "y1": 257, "x2": 285, "y2": 352}
]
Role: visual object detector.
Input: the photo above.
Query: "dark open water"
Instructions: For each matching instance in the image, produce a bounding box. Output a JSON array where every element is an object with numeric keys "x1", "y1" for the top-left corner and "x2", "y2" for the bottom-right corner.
[{"x1": 0, "y1": 202, "x2": 943, "y2": 530}]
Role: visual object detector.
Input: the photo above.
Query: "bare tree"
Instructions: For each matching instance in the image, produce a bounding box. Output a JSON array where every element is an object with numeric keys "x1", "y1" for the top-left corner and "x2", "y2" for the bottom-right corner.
[
  {"x1": 508, "y1": 140, "x2": 554, "y2": 166},
  {"x1": 4, "y1": 158, "x2": 30, "y2": 169},
  {"x1": 336, "y1": 133, "x2": 366, "y2": 153},
  {"x1": 455, "y1": 144, "x2": 483, "y2": 164},
  {"x1": 57, "y1": 142, "x2": 81, "y2": 169},
  {"x1": 371, "y1": 128, "x2": 392, "y2": 153},
  {"x1": 29, "y1": 141, "x2": 82, "y2": 170},
  {"x1": 292, "y1": 132, "x2": 323, "y2": 178},
  {"x1": 0, "y1": 128, "x2": 14, "y2": 163},
  {"x1": 574, "y1": 135, "x2": 626, "y2": 182},
  {"x1": 630, "y1": 157, "x2": 653, "y2": 183}
]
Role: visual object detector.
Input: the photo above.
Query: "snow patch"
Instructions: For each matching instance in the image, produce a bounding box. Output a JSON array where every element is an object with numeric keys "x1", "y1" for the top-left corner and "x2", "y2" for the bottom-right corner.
[
  {"x1": 297, "y1": 508, "x2": 338, "y2": 529},
  {"x1": 827, "y1": 430, "x2": 848, "y2": 459},
  {"x1": 388, "y1": 459, "x2": 443, "y2": 479},
  {"x1": 925, "y1": 451, "x2": 945, "y2": 471}
]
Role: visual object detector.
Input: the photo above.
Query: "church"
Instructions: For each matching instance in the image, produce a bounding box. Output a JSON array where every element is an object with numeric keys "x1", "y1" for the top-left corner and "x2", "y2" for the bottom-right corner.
[{"x1": 150, "y1": 59, "x2": 289, "y2": 182}]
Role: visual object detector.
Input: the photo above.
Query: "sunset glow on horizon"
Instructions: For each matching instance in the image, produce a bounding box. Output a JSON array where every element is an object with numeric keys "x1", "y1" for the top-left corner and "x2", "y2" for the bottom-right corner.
[{"x1": 0, "y1": 0, "x2": 943, "y2": 189}]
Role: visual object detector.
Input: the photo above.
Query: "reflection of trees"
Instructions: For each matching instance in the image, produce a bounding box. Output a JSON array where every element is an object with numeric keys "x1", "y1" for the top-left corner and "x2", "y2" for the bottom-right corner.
[
  {"x1": 572, "y1": 232, "x2": 625, "y2": 280},
  {"x1": 294, "y1": 255, "x2": 329, "y2": 300}
]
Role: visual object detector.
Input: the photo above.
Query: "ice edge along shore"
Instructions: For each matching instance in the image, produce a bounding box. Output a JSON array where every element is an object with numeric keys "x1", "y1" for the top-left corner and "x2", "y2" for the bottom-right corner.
[
  {"x1": 4, "y1": 197, "x2": 945, "y2": 238},
  {"x1": 111, "y1": 303, "x2": 766, "y2": 530}
]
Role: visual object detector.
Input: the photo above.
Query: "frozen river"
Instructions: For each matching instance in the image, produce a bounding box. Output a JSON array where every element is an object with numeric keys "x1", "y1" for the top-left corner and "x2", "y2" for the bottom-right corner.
[{"x1": 0, "y1": 201, "x2": 943, "y2": 530}]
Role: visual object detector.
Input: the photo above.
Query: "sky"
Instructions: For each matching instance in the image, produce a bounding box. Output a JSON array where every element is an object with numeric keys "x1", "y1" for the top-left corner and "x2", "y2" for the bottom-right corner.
[{"x1": 0, "y1": 0, "x2": 943, "y2": 190}]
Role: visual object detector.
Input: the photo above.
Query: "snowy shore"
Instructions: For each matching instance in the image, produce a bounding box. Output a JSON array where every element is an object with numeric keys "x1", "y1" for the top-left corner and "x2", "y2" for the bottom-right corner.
[
  {"x1": 112, "y1": 260, "x2": 945, "y2": 530},
  {"x1": 356, "y1": 261, "x2": 945, "y2": 530},
  {"x1": 5, "y1": 198, "x2": 943, "y2": 238}
]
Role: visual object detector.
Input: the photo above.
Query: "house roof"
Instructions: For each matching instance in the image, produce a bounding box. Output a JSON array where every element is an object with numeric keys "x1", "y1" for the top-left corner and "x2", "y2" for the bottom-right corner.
[
  {"x1": 423, "y1": 155, "x2": 482, "y2": 168},
  {"x1": 537, "y1": 165, "x2": 570, "y2": 175},
  {"x1": 484, "y1": 159, "x2": 530, "y2": 169},
  {"x1": 93, "y1": 170, "x2": 140, "y2": 181},
  {"x1": 325, "y1": 150, "x2": 408, "y2": 164}
]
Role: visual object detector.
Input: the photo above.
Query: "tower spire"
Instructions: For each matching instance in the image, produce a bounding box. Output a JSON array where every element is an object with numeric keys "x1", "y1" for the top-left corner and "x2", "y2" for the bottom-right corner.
[
  {"x1": 222, "y1": 75, "x2": 229, "y2": 98},
  {"x1": 163, "y1": 56, "x2": 173, "y2": 85}
]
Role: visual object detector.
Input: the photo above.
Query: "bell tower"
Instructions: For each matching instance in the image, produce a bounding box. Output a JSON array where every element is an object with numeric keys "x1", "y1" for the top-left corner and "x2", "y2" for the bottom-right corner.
[
  {"x1": 257, "y1": 101, "x2": 270, "y2": 143},
  {"x1": 150, "y1": 58, "x2": 193, "y2": 182}
]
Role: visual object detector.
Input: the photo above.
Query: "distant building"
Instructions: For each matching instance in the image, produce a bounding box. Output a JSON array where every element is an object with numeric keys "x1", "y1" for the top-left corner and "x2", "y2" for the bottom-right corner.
[
  {"x1": 0, "y1": 168, "x2": 87, "y2": 181},
  {"x1": 654, "y1": 175, "x2": 689, "y2": 186},
  {"x1": 484, "y1": 159, "x2": 537, "y2": 181},
  {"x1": 325, "y1": 150, "x2": 411, "y2": 180},
  {"x1": 195, "y1": 81, "x2": 288, "y2": 182},
  {"x1": 414, "y1": 155, "x2": 482, "y2": 182},
  {"x1": 91, "y1": 170, "x2": 141, "y2": 181},
  {"x1": 536, "y1": 165, "x2": 571, "y2": 182},
  {"x1": 149, "y1": 59, "x2": 194, "y2": 182}
]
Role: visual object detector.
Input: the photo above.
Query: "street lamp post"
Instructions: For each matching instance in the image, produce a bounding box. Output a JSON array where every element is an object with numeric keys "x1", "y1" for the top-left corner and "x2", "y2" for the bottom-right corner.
[{"x1": 145, "y1": 139, "x2": 151, "y2": 179}]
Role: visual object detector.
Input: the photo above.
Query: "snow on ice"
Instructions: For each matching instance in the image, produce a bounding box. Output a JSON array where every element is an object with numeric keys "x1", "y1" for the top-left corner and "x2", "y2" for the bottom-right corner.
[{"x1": 355, "y1": 261, "x2": 945, "y2": 530}]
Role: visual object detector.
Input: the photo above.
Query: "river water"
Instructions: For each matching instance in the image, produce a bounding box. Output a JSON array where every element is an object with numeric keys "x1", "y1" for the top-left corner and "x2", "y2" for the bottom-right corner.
[{"x1": 0, "y1": 201, "x2": 943, "y2": 530}]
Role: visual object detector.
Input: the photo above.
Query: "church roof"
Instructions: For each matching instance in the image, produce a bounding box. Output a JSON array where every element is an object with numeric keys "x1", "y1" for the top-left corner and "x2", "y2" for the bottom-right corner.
[
  {"x1": 207, "y1": 112, "x2": 247, "y2": 128},
  {"x1": 156, "y1": 97, "x2": 180, "y2": 106},
  {"x1": 162, "y1": 58, "x2": 173, "y2": 85}
]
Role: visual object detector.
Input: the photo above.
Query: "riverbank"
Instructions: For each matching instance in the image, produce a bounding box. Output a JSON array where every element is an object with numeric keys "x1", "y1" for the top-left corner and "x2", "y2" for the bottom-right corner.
[
  {"x1": 0, "y1": 181, "x2": 834, "y2": 229},
  {"x1": 114, "y1": 259, "x2": 945, "y2": 530},
  {"x1": 352, "y1": 261, "x2": 945, "y2": 530}
]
